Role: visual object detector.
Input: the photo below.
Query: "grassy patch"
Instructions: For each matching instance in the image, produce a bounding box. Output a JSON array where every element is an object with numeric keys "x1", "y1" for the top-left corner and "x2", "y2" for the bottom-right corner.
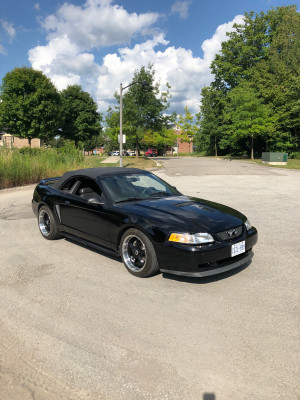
[
  {"x1": 83, "y1": 155, "x2": 108, "y2": 167},
  {"x1": 0, "y1": 146, "x2": 84, "y2": 189},
  {"x1": 218, "y1": 155, "x2": 300, "y2": 170},
  {"x1": 0, "y1": 150, "x2": 159, "y2": 190},
  {"x1": 83, "y1": 155, "x2": 157, "y2": 170},
  {"x1": 123, "y1": 156, "x2": 157, "y2": 169},
  {"x1": 251, "y1": 159, "x2": 300, "y2": 170}
]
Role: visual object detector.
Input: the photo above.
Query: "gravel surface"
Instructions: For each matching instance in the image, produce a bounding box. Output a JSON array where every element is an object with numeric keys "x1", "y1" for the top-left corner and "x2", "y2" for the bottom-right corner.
[{"x1": 0, "y1": 157, "x2": 299, "y2": 400}]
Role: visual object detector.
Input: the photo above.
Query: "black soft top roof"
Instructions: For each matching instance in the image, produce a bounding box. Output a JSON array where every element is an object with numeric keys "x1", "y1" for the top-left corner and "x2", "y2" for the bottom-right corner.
[{"x1": 52, "y1": 167, "x2": 148, "y2": 189}]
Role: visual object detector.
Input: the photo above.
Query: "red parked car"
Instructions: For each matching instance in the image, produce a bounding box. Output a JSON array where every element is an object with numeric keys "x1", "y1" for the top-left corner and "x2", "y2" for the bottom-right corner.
[{"x1": 145, "y1": 149, "x2": 158, "y2": 157}]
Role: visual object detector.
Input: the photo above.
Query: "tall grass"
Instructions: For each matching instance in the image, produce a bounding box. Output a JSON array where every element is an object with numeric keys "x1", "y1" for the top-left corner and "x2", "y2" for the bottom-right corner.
[{"x1": 0, "y1": 142, "x2": 84, "y2": 189}]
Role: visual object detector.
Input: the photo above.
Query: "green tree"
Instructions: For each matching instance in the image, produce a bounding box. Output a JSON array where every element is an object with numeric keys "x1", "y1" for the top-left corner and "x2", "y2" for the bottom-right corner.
[
  {"x1": 195, "y1": 86, "x2": 226, "y2": 156},
  {"x1": 195, "y1": 87, "x2": 227, "y2": 156},
  {"x1": 142, "y1": 130, "x2": 164, "y2": 148},
  {"x1": 107, "y1": 64, "x2": 172, "y2": 155},
  {"x1": 60, "y1": 85, "x2": 102, "y2": 147},
  {"x1": 104, "y1": 105, "x2": 139, "y2": 152},
  {"x1": 211, "y1": 7, "x2": 293, "y2": 91},
  {"x1": 84, "y1": 132, "x2": 105, "y2": 153},
  {"x1": 250, "y1": 7, "x2": 300, "y2": 151},
  {"x1": 177, "y1": 106, "x2": 198, "y2": 146},
  {"x1": 200, "y1": 6, "x2": 299, "y2": 155},
  {"x1": 142, "y1": 127, "x2": 177, "y2": 153},
  {"x1": 160, "y1": 127, "x2": 178, "y2": 153},
  {"x1": 224, "y1": 81, "x2": 275, "y2": 159},
  {"x1": 0, "y1": 67, "x2": 60, "y2": 145},
  {"x1": 104, "y1": 106, "x2": 120, "y2": 151}
]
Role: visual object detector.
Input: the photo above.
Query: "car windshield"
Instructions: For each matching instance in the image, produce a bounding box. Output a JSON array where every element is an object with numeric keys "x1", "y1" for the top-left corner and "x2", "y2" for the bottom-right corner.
[{"x1": 100, "y1": 173, "x2": 181, "y2": 203}]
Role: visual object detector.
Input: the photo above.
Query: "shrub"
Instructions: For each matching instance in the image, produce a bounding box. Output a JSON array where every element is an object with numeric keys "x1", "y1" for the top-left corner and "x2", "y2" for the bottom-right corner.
[
  {"x1": 0, "y1": 143, "x2": 84, "y2": 189},
  {"x1": 289, "y1": 152, "x2": 300, "y2": 159},
  {"x1": 18, "y1": 147, "x2": 46, "y2": 156}
]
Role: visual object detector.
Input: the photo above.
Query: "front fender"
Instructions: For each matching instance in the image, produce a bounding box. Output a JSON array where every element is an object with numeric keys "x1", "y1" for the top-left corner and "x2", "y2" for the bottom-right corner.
[
  {"x1": 113, "y1": 217, "x2": 169, "y2": 254},
  {"x1": 32, "y1": 185, "x2": 62, "y2": 226}
]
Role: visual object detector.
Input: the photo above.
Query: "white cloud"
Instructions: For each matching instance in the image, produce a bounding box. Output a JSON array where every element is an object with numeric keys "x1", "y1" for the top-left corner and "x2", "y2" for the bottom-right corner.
[
  {"x1": 41, "y1": 0, "x2": 159, "y2": 50},
  {"x1": 171, "y1": 1, "x2": 191, "y2": 19},
  {"x1": 0, "y1": 19, "x2": 16, "y2": 42},
  {"x1": 35, "y1": 3, "x2": 40, "y2": 11},
  {"x1": 95, "y1": 15, "x2": 244, "y2": 114},
  {"x1": 29, "y1": 35, "x2": 100, "y2": 91},
  {"x1": 29, "y1": 0, "x2": 160, "y2": 91},
  {"x1": 201, "y1": 15, "x2": 244, "y2": 64},
  {"x1": 28, "y1": 0, "x2": 243, "y2": 115}
]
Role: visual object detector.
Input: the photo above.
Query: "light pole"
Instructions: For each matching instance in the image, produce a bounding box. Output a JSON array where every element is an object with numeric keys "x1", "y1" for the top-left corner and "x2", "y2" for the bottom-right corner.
[{"x1": 119, "y1": 80, "x2": 149, "y2": 167}]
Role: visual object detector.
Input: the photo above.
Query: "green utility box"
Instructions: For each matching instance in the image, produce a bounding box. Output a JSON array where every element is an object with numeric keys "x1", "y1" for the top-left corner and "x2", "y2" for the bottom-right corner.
[{"x1": 262, "y1": 152, "x2": 288, "y2": 165}]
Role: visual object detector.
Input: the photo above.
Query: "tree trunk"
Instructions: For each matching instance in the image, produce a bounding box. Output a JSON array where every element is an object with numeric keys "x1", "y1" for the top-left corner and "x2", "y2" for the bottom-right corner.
[
  {"x1": 28, "y1": 138, "x2": 32, "y2": 147},
  {"x1": 135, "y1": 135, "x2": 139, "y2": 158},
  {"x1": 251, "y1": 135, "x2": 254, "y2": 160},
  {"x1": 214, "y1": 136, "x2": 218, "y2": 157}
]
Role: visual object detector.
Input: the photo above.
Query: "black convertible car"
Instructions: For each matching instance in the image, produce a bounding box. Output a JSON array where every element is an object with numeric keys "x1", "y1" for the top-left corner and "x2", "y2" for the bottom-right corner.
[{"x1": 32, "y1": 167, "x2": 257, "y2": 278}]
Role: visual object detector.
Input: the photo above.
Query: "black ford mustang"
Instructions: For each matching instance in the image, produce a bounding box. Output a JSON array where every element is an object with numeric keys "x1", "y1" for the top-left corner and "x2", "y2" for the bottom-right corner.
[{"x1": 32, "y1": 167, "x2": 257, "y2": 278}]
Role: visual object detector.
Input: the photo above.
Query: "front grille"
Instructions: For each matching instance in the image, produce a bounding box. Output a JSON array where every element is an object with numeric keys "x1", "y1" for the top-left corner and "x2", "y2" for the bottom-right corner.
[{"x1": 215, "y1": 225, "x2": 243, "y2": 241}]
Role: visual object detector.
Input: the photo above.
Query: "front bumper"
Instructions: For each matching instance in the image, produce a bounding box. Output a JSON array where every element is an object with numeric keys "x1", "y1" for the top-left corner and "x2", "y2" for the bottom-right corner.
[
  {"x1": 160, "y1": 250, "x2": 253, "y2": 277},
  {"x1": 157, "y1": 228, "x2": 257, "y2": 277}
]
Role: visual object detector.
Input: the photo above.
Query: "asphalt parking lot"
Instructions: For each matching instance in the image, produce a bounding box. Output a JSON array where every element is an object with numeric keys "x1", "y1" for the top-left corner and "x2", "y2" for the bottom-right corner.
[{"x1": 0, "y1": 157, "x2": 299, "y2": 400}]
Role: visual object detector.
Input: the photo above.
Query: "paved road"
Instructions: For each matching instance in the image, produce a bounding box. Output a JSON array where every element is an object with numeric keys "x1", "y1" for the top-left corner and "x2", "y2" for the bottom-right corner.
[
  {"x1": 0, "y1": 158, "x2": 299, "y2": 400},
  {"x1": 156, "y1": 156, "x2": 284, "y2": 175}
]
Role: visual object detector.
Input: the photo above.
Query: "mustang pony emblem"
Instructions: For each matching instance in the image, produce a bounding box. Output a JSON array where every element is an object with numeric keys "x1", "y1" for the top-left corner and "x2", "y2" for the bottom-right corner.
[{"x1": 226, "y1": 229, "x2": 237, "y2": 237}]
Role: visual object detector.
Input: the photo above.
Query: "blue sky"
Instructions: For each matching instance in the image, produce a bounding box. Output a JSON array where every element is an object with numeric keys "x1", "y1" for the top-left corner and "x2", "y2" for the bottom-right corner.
[{"x1": 0, "y1": 0, "x2": 299, "y2": 114}]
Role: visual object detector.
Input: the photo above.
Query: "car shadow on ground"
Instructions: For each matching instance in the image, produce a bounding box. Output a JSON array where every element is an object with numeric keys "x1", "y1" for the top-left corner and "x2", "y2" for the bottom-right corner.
[
  {"x1": 161, "y1": 260, "x2": 252, "y2": 284},
  {"x1": 203, "y1": 394, "x2": 216, "y2": 400},
  {"x1": 63, "y1": 237, "x2": 251, "y2": 283}
]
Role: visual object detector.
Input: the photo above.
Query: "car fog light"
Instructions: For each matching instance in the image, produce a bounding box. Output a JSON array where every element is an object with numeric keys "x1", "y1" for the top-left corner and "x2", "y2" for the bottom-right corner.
[{"x1": 169, "y1": 232, "x2": 214, "y2": 244}]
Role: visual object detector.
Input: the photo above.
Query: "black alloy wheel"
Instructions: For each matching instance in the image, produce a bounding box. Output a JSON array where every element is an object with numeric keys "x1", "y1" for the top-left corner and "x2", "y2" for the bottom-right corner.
[
  {"x1": 38, "y1": 206, "x2": 60, "y2": 240},
  {"x1": 120, "y1": 228, "x2": 159, "y2": 277}
]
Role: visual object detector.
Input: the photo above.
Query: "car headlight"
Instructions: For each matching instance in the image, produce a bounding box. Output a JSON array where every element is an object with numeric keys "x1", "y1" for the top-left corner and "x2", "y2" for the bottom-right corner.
[
  {"x1": 168, "y1": 232, "x2": 214, "y2": 244},
  {"x1": 245, "y1": 219, "x2": 252, "y2": 230}
]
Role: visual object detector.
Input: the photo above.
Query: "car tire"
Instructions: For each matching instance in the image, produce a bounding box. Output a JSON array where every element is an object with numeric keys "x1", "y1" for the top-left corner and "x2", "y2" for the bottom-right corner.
[
  {"x1": 120, "y1": 228, "x2": 159, "y2": 277},
  {"x1": 38, "y1": 205, "x2": 61, "y2": 240}
]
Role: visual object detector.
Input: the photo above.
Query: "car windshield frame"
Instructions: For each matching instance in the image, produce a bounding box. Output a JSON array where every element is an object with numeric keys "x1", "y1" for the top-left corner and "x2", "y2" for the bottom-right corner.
[{"x1": 99, "y1": 172, "x2": 181, "y2": 203}]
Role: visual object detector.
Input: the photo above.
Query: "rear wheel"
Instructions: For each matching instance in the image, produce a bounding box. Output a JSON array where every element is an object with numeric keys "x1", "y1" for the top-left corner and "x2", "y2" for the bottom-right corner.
[
  {"x1": 120, "y1": 229, "x2": 159, "y2": 277},
  {"x1": 38, "y1": 206, "x2": 60, "y2": 240}
]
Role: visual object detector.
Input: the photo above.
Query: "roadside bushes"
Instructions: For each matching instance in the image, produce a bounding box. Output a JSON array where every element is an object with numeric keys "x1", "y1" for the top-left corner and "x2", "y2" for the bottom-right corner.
[
  {"x1": 0, "y1": 141, "x2": 84, "y2": 189},
  {"x1": 289, "y1": 152, "x2": 300, "y2": 160}
]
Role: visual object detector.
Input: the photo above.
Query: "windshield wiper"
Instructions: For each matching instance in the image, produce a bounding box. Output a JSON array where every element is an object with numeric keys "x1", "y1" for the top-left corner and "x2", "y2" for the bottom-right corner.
[{"x1": 115, "y1": 197, "x2": 143, "y2": 203}]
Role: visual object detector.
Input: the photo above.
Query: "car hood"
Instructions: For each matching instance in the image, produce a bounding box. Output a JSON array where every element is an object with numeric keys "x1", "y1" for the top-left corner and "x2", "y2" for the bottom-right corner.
[{"x1": 117, "y1": 195, "x2": 246, "y2": 233}]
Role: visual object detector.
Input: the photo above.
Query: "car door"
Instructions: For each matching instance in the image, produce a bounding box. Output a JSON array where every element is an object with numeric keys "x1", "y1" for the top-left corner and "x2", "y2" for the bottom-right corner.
[{"x1": 59, "y1": 177, "x2": 112, "y2": 248}]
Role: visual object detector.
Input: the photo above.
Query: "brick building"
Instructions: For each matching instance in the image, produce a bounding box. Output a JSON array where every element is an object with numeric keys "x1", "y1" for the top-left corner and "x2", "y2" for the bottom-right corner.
[
  {"x1": 0, "y1": 132, "x2": 40, "y2": 148},
  {"x1": 171, "y1": 129, "x2": 194, "y2": 154}
]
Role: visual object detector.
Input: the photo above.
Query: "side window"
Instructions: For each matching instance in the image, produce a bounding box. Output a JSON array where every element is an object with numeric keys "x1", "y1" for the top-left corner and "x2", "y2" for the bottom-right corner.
[
  {"x1": 59, "y1": 176, "x2": 105, "y2": 204},
  {"x1": 75, "y1": 177, "x2": 105, "y2": 204},
  {"x1": 60, "y1": 177, "x2": 78, "y2": 192},
  {"x1": 75, "y1": 178, "x2": 102, "y2": 196}
]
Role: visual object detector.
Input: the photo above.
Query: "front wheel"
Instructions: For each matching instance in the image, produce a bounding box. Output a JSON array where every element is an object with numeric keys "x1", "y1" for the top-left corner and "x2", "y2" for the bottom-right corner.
[
  {"x1": 38, "y1": 205, "x2": 61, "y2": 240},
  {"x1": 120, "y1": 229, "x2": 159, "y2": 277}
]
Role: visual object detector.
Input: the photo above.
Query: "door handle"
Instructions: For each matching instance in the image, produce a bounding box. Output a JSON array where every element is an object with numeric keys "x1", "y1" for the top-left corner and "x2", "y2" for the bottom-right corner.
[{"x1": 64, "y1": 200, "x2": 70, "y2": 205}]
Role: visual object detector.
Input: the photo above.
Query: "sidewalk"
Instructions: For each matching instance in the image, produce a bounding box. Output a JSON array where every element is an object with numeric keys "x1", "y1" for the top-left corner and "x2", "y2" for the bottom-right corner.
[{"x1": 100, "y1": 156, "x2": 120, "y2": 163}]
